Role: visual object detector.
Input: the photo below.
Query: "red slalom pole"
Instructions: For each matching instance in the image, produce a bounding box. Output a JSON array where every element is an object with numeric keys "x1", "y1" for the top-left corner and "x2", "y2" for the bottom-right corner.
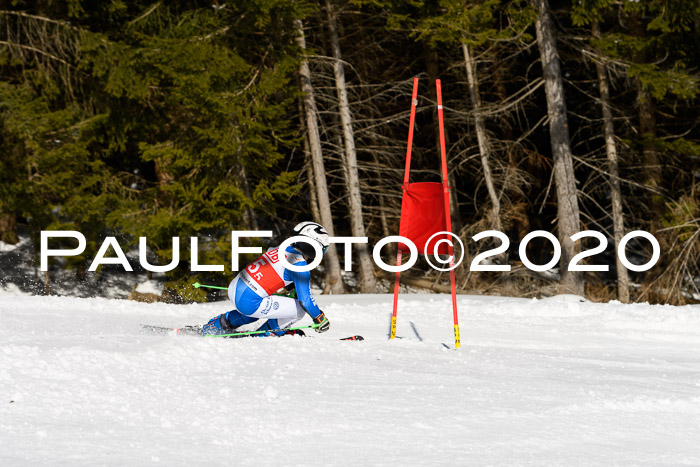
[
  {"x1": 435, "y1": 79, "x2": 461, "y2": 349},
  {"x1": 390, "y1": 77, "x2": 419, "y2": 340},
  {"x1": 402, "y1": 77, "x2": 419, "y2": 188},
  {"x1": 390, "y1": 250, "x2": 402, "y2": 339}
]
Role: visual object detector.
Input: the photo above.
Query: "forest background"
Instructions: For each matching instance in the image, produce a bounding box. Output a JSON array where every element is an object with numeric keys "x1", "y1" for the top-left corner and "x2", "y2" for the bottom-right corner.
[{"x1": 0, "y1": 0, "x2": 697, "y2": 304}]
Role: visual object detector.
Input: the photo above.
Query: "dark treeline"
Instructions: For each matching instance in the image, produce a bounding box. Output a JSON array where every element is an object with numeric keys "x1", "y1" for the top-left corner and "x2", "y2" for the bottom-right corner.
[{"x1": 0, "y1": 0, "x2": 698, "y2": 303}]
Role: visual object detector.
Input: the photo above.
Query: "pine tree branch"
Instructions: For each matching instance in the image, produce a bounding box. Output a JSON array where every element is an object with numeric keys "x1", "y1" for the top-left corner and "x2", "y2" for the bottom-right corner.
[
  {"x1": 127, "y1": 2, "x2": 162, "y2": 27},
  {"x1": 0, "y1": 40, "x2": 74, "y2": 68},
  {"x1": 0, "y1": 10, "x2": 73, "y2": 28}
]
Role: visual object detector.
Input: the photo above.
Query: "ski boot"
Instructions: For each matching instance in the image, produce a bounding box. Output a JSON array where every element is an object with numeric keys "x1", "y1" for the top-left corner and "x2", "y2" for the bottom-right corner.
[
  {"x1": 201, "y1": 314, "x2": 236, "y2": 336},
  {"x1": 254, "y1": 320, "x2": 305, "y2": 338}
]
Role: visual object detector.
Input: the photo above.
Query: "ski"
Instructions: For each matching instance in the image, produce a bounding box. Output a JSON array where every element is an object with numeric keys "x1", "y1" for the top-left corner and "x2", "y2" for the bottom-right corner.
[
  {"x1": 140, "y1": 324, "x2": 363, "y2": 341},
  {"x1": 140, "y1": 324, "x2": 202, "y2": 336},
  {"x1": 339, "y1": 335, "x2": 364, "y2": 341}
]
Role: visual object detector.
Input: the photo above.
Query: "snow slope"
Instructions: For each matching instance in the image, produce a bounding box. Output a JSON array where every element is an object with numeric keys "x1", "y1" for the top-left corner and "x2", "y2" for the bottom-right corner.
[{"x1": 1, "y1": 293, "x2": 700, "y2": 466}]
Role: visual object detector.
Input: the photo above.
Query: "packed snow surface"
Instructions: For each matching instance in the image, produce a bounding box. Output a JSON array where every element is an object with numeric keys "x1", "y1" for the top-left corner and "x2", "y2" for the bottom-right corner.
[{"x1": 2, "y1": 293, "x2": 700, "y2": 465}]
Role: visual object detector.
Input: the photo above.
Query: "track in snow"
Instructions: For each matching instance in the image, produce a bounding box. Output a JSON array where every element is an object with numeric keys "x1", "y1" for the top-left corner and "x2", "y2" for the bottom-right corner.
[{"x1": 1, "y1": 293, "x2": 699, "y2": 465}]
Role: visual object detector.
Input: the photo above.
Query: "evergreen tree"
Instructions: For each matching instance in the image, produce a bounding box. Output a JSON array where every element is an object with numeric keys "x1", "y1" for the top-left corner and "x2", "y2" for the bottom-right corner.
[
  {"x1": 572, "y1": 0, "x2": 699, "y2": 303},
  {"x1": 1, "y1": 1, "x2": 312, "y2": 299}
]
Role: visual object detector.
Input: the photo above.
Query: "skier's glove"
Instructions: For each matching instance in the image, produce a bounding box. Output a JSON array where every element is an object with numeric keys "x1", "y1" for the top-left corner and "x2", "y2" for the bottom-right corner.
[
  {"x1": 313, "y1": 312, "x2": 330, "y2": 333},
  {"x1": 283, "y1": 283, "x2": 297, "y2": 299}
]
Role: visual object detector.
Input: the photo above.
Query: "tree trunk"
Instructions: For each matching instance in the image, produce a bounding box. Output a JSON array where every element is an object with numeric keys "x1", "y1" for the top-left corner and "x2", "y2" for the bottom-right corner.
[
  {"x1": 43, "y1": 270, "x2": 51, "y2": 295},
  {"x1": 294, "y1": 18, "x2": 345, "y2": 294},
  {"x1": 637, "y1": 84, "x2": 663, "y2": 230},
  {"x1": 534, "y1": 0, "x2": 583, "y2": 295},
  {"x1": 593, "y1": 21, "x2": 630, "y2": 303},
  {"x1": 326, "y1": 1, "x2": 376, "y2": 293},
  {"x1": 237, "y1": 162, "x2": 259, "y2": 231},
  {"x1": 462, "y1": 42, "x2": 501, "y2": 231},
  {"x1": 629, "y1": 14, "x2": 663, "y2": 233},
  {"x1": 373, "y1": 152, "x2": 391, "y2": 241},
  {"x1": 305, "y1": 145, "x2": 322, "y2": 225},
  {"x1": 0, "y1": 211, "x2": 18, "y2": 244},
  {"x1": 298, "y1": 97, "x2": 322, "y2": 224}
]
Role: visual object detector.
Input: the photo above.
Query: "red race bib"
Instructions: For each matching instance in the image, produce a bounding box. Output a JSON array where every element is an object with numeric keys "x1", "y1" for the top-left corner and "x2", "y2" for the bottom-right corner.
[{"x1": 245, "y1": 249, "x2": 285, "y2": 295}]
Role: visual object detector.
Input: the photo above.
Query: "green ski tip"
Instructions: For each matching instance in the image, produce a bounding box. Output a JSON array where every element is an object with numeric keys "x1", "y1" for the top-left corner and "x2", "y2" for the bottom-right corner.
[{"x1": 193, "y1": 282, "x2": 201, "y2": 288}]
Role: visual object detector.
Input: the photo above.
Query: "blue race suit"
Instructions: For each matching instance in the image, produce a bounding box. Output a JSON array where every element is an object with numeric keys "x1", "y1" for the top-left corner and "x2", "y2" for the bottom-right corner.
[{"x1": 202, "y1": 245, "x2": 322, "y2": 335}]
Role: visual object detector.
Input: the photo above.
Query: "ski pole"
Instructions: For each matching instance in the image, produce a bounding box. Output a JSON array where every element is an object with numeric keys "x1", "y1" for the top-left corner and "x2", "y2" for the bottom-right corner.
[
  {"x1": 206, "y1": 322, "x2": 322, "y2": 338},
  {"x1": 193, "y1": 282, "x2": 228, "y2": 291}
]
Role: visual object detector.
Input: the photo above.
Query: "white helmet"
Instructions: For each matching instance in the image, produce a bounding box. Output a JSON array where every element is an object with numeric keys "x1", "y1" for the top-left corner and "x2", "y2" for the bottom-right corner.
[{"x1": 291, "y1": 221, "x2": 330, "y2": 260}]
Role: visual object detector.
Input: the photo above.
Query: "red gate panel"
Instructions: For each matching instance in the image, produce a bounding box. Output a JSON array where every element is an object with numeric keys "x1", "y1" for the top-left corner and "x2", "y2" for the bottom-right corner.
[{"x1": 398, "y1": 182, "x2": 449, "y2": 254}]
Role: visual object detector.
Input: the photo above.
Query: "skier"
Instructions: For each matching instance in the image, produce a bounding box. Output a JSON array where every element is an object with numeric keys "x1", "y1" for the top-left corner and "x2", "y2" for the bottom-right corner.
[{"x1": 201, "y1": 221, "x2": 331, "y2": 337}]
